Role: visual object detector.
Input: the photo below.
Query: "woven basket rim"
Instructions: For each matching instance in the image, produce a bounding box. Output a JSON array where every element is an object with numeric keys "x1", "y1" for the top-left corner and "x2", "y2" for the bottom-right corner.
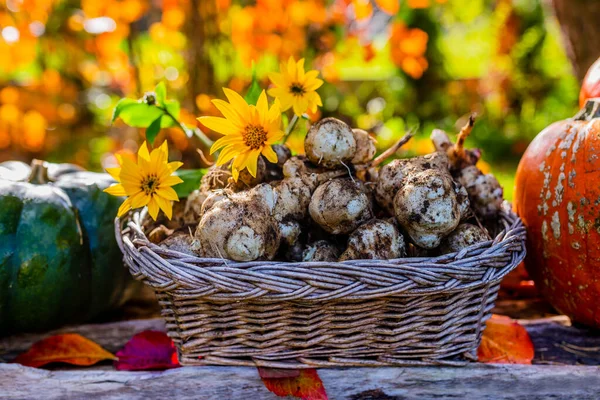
[{"x1": 115, "y1": 202, "x2": 526, "y2": 302}]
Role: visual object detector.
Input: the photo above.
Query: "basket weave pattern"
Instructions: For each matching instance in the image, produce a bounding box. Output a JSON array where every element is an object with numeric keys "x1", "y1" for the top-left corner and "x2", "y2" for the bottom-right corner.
[{"x1": 116, "y1": 205, "x2": 526, "y2": 368}]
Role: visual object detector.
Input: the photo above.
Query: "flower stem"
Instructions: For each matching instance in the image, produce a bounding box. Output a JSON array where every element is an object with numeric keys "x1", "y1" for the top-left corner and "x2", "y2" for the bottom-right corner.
[
  {"x1": 282, "y1": 114, "x2": 300, "y2": 145},
  {"x1": 158, "y1": 105, "x2": 214, "y2": 148}
]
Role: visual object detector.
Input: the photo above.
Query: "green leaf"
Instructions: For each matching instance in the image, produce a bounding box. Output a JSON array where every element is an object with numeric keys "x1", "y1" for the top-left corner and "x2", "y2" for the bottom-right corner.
[
  {"x1": 155, "y1": 82, "x2": 167, "y2": 105},
  {"x1": 114, "y1": 102, "x2": 165, "y2": 128},
  {"x1": 145, "y1": 116, "x2": 162, "y2": 145},
  {"x1": 112, "y1": 98, "x2": 138, "y2": 123},
  {"x1": 173, "y1": 169, "x2": 206, "y2": 198},
  {"x1": 113, "y1": 81, "x2": 184, "y2": 135},
  {"x1": 244, "y1": 66, "x2": 262, "y2": 106},
  {"x1": 161, "y1": 99, "x2": 180, "y2": 128}
]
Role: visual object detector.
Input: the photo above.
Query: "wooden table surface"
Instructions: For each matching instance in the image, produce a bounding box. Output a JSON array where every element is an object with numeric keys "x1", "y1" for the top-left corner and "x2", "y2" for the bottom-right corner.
[{"x1": 2, "y1": 295, "x2": 600, "y2": 400}]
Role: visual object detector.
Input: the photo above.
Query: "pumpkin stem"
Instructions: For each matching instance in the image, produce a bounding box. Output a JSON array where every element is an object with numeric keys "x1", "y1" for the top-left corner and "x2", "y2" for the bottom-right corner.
[
  {"x1": 28, "y1": 159, "x2": 51, "y2": 185},
  {"x1": 575, "y1": 99, "x2": 600, "y2": 121}
]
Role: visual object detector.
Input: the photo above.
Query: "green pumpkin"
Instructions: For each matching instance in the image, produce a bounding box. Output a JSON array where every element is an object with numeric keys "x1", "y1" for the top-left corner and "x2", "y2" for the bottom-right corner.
[{"x1": 0, "y1": 160, "x2": 134, "y2": 335}]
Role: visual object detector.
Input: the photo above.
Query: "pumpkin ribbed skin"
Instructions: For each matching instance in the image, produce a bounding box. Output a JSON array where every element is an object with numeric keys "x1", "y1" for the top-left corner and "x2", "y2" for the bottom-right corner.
[
  {"x1": 0, "y1": 180, "x2": 92, "y2": 332},
  {"x1": 514, "y1": 100, "x2": 600, "y2": 327},
  {"x1": 55, "y1": 171, "x2": 132, "y2": 316},
  {"x1": 0, "y1": 161, "x2": 132, "y2": 335}
]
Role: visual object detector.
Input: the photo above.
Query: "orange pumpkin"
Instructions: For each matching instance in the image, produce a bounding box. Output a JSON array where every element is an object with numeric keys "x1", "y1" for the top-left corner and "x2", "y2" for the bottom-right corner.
[
  {"x1": 579, "y1": 57, "x2": 600, "y2": 108},
  {"x1": 514, "y1": 99, "x2": 600, "y2": 327}
]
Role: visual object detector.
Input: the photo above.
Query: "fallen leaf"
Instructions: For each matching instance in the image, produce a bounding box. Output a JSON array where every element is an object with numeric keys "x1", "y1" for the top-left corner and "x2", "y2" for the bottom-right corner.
[
  {"x1": 259, "y1": 367, "x2": 328, "y2": 400},
  {"x1": 14, "y1": 333, "x2": 116, "y2": 368},
  {"x1": 478, "y1": 314, "x2": 534, "y2": 364},
  {"x1": 114, "y1": 330, "x2": 180, "y2": 371}
]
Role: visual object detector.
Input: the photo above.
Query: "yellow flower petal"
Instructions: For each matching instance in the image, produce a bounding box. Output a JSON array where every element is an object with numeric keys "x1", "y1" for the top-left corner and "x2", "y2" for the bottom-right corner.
[
  {"x1": 304, "y1": 78, "x2": 324, "y2": 92},
  {"x1": 268, "y1": 72, "x2": 287, "y2": 88},
  {"x1": 267, "y1": 102, "x2": 281, "y2": 123},
  {"x1": 215, "y1": 145, "x2": 239, "y2": 166},
  {"x1": 223, "y1": 88, "x2": 251, "y2": 121},
  {"x1": 167, "y1": 161, "x2": 183, "y2": 172},
  {"x1": 232, "y1": 151, "x2": 251, "y2": 175},
  {"x1": 212, "y1": 99, "x2": 245, "y2": 128},
  {"x1": 296, "y1": 58, "x2": 305, "y2": 81},
  {"x1": 161, "y1": 175, "x2": 184, "y2": 187},
  {"x1": 312, "y1": 91, "x2": 323, "y2": 106},
  {"x1": 256, "y1": 91, "x2": 268, "y2": 126},
  {"x1": 151, "y1": 141, "x2": 169, "y2": 166},
  {"x1": 117, "y1": 198, "x2": 132, "y2": 218},
  {"x1": 267, "y1": 86, "x2": 287, "y2": 99},
  {"x1": 106, "y1": 167, "x2": 121, "y2": 182},
  {"x1": 198, "y1": 116, "x2": 237, "y2": 136},
  {"x1": 106, "y1": 140, "x2": 182, "y2": 221},
  {"x1": 248, "y1": 105, "x2": 261, "y2": 127},
  {"x1": 147, "y1": 197, "x2": 160, "y2": 220},
  {"x1": 270, "y1": 91, "x2": 292, "y2": 111},
  {"x1": 261, "y1": 145, "x2": 278, "y2": 164},
  {"x1": 287, "y1": 56, "x2": 297, "y2": 80},
  {"x1": 120, "y1": 156, "x2": 143, "y2": 180},
  {"x1": 197, "y1": 87, "x2": 284, "y2": 183},
  {"x1": 303, "y1": 70, "x2": 319, "y2": 82},
  {"x1": 138, "y1": 142, "x2": 150, "y2": 161},
  {"x1": 292, "y1": 96, "x2": 309, "y2": 116},
  {"x1": 210, "y1": 134, "x2": 244, "y2": 154},
  {"x1": 154, "y1": 195, "x2": 173, "y2": 220},
  {"x1": 157, "y1": 186, "x2": 179, "y2": 201},
  {"x1": 104, "y1": 183, "x2": 127, "y2": 196},
  {"x1": 266, "y1": 131, "x2": 284, "y2": 145},
  {"x1": 244, "y1": 150, "x2": 260, "y2": 177},
  {"x1": 130, "y1": 191, "x2": 150, "y2": 209},
  {"x1": 122, "y1": 182, "x2": 142, "y2": 195}
]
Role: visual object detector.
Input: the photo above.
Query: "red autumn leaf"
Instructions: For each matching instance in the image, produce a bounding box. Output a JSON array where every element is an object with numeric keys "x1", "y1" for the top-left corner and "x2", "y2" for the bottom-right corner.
[
  {"x1": 478, "y1": 314, "x2": 535, "y2": 364},
  {"x1": 14, "y1": 333, "x2": 117, "y2": 368},
  {"x1": 114, "y1": 330, "x2": 180, "y2": 371},
  {"x1": 259, "y1": 367, "x2": 328, "y2": 400}
]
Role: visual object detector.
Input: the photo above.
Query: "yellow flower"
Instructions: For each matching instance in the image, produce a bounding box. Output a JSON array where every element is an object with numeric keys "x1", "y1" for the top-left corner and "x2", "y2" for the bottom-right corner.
[
  {"x1": 198, "y1": 88, "x2": 283, "y2": 181},
  {"x1": 268, "y1": 57, "x2": 323, "y2": 116},
  {"x1": 104, "y1": 141, "x2": 183, "y2": 221}
]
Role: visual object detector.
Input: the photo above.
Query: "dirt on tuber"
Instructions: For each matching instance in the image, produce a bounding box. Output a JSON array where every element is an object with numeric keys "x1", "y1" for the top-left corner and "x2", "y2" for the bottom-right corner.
[{"x1": 164, "y1": 114, "x2": 504, "y2": 264}]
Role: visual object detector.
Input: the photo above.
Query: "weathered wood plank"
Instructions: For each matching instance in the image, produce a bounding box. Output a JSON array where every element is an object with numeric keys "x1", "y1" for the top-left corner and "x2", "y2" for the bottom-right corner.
[
  {"x1": 1, "y1": 363, "x2": 599, "y2": 400},
  {"x1": 2, "y1": 315, "x2": 600, "y2": 399},
  {"x1": 522, "y1": 318, "x2": 600, "y2": 365},
  {"x1": 4, "y1": 315, "x2": 600, "y2": 366},
  {"x1": 0, "y1": 318, "x2": 166, "y2": 362}
]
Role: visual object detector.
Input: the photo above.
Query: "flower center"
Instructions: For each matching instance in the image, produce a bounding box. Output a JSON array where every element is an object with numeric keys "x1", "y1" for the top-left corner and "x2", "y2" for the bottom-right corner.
[
  {"x1": 289, "y1": 82, "x2": 306, "y2": 97},
  {"x1": 243, "y1": 124, "x2": 267, "y2": 149},
  {"x1": 141, "y1": 174, "x2": 159, "y2": 195}
]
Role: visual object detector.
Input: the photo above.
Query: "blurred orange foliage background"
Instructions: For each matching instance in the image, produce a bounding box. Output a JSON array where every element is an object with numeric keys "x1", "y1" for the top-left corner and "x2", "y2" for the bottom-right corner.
[{"x1": 0, "y1": 0, "x2": 580, "y2": 199}]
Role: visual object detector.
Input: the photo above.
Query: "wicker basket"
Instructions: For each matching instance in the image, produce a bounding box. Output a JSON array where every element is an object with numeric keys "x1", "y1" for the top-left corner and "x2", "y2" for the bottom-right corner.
[{"x1": 115, "y1": 203, "x2": 525, "y2": 368}]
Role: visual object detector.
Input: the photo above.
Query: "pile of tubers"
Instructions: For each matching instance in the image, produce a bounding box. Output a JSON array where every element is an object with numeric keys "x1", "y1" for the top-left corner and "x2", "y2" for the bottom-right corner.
[{"x1": 149, "y1": 116, "x2": 504, "y2": 263}]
